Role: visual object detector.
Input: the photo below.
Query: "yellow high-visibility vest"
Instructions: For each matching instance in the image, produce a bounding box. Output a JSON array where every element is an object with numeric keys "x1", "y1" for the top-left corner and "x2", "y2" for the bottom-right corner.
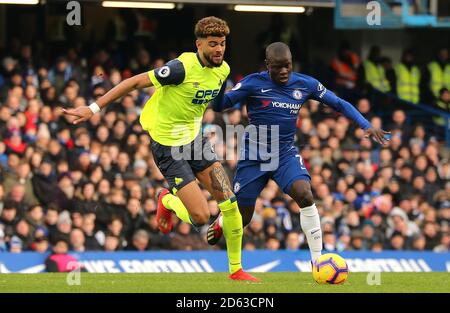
[
  {"x1": 428, "y1": 61, "x2": 450, "y2": 98},
  {"x1": 364, "y1": 60, "x2": 391, "y2": 92},
  {"x1": 433, "y1": 100, "x2": 449, "y2": 126},
  {"x1": 395, "y1": 63, "x2": 420, "y2": 104}
]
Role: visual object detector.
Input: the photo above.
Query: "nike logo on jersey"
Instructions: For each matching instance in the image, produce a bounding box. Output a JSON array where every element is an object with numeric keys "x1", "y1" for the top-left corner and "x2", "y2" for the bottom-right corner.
[
  {"x1": 261, "y1": 89, "x2": 272, "y2": 93},
  {"x1": 311, "y1": 229, "x2": 321, "y2": 235}
]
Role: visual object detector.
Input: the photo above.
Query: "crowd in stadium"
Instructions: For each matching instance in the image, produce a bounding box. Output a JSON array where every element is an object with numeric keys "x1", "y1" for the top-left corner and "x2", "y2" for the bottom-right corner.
[{"x1": 0, "y1": 38, "x2": 449, "y2": 255}]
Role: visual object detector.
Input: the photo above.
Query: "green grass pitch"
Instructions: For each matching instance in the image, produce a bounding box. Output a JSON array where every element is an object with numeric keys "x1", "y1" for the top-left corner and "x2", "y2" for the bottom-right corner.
[{"x1": 0, "y1": 273, "x2": 449, "y2": 293}]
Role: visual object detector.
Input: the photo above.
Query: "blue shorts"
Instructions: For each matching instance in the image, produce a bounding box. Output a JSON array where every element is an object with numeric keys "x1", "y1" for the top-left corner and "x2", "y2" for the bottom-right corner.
[{"x1": 233, "y1": 148, "x2": 311, "y2": 207}]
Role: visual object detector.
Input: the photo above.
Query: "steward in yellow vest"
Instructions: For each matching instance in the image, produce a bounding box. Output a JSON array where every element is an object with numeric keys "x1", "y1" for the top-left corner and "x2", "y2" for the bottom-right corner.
[
  {"x1": 363, "y1": 46, "x2": 391, "y2": 93},
  {"x1": 427, "y1": 48, "x2": 450, "y2": 99},
  {"x1": 395, "y1": 50, "x2": 420, "y2": 104}
]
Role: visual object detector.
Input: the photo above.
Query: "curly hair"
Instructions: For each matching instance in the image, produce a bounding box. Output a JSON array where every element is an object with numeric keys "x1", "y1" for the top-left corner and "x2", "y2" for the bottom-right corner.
[{"x1": 194, "y1": 16, "x2": 230, "y2": 38}]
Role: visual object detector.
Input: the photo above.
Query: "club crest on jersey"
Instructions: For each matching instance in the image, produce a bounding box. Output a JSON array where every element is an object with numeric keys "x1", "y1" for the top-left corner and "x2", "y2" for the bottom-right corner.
[
  {"x1": 234, "y1": 182, "x2": 240, "y2": 193},
  {"x1": 292, "y1": 89, "x2": 302, "y2": 100},
  {"x1": 158, "y1": 66, "x2": 170, "y2": 78},
  {"x1": 193, "y1": 82, "x2": 200, "y2": 89}
]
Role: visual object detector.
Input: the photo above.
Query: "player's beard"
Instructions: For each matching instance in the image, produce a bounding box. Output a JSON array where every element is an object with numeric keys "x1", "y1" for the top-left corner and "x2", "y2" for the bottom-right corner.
[{"x1": 204, "y1": 52, "x2": 223, "y2": 67}]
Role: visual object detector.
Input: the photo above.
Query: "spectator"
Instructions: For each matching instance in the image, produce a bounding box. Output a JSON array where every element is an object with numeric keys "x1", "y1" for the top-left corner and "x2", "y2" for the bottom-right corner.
[
  {"x1": 106, "y1": 216, "x2": 126, "y2": 247},
  {"x1": 361, "y1": 220, "x2": 379, "y2": 250},
  {"x1": 433, "y1": 233, "x2": 449, "y2": 252},
  {"x1": 330, "y1": 41, "x2": 360, "y2": 91},
  {"x1": 6, "y1": 184, "x2": 29, "y2": 214},
  {"x1": 0, "y1": 201, "x2": 19, "y2": 240},
  {"x1": 70, "y1": 228, "x2": 86, "y2": 252},
  {"x1": 323, "y1": 231, "x2": 337, "y2": 252},
  {"x1": 243, "y1": 214, "x2": 266, "y2": 249},
  {"x1": 9, "y1": 235, "x2": 23, "y2": 253},
  {"x1": 31, "y1": 158, "x2": 72, "y2": 210},
  {"x1": 350, "y1": 230, "x2": 364, "y2": 250},
  {"x1": 25, "y1": 204, "x2": 45, "y2": 235},
  {"x1": 387, "y1": 207, "x2": 420, "y2": 239},
  {"x1": 48, "y1": 57, "x2": 72, "y2": 95},
  {"x1": 336, "y1": 232, "x2": 350, "y2": 251},
  {"x1": 426, "y1": 47, "x2": 449, "y2": 100},
  {"x1": 143, "y1": 213, "x2": 169, "y2": 250},
  {"x1": 170, "y1": 222, "x2": 208, "y2": 251},
  {"x1": 356, "y1": 98, "x2": 375, "y2": 122},
  {"x1": 44, "y1": 204, "x2": 60, "y2": 243},
  {"x1": 411, "y1": 235, "x2": 426, "y2": 251},
  {"x1": 74, "y1": 182, "x2": 98, "y2": 214},
  {"x1": 45, "y1": 236, "x2": 85, "y2": 272},
  {"x1": 360, "y1": 46, "x2": 391, "y2": 93},
  {"x1": 389, "y1": 233, "x2": 406, "y2": 250},
  {"x1": 104, "y1": 233, "x2": 121, "y2": 251},
  {"x1": 56, "y1": 211, "x2": 72, "y2": 238},
  {"x1": 125, "y1": 229, "x2": 149, "y2": 251},
  {"x1": 14, "y1": 218, "x2": 33, "y2": 250},
  {"x1": 30, "y1": 236, "x2": 50, "y2": 253},
  {"x1": 81, "y1": 215, "x2": 102, "y2": 251},
  {"x1": 265, "y1": 236, "x2": 281, "y2": 250},
  {"x1": 423, "y1": 222, "x2": 441, "y2": 250},
  {"x1": 285, "y1": 231, "x2": 301, "y2": 251},
  {"x1": 394, "y1": 49, "x2": 420, "y2": 104},
  {"x1": 124, "y1": 197, "x2": 145, "y2": 241}
]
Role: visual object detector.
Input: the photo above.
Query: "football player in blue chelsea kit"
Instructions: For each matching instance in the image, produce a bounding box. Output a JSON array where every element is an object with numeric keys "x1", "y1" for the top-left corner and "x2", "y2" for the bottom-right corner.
[{"x1": 208, "y1": 42, "x2": 390, "y2": 262}]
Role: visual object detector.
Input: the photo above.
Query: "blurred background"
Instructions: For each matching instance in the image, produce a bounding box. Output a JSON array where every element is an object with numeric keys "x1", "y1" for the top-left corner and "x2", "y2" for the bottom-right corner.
[{"x1": 0, "y1": 0, "x2": 449, "y2": 273}]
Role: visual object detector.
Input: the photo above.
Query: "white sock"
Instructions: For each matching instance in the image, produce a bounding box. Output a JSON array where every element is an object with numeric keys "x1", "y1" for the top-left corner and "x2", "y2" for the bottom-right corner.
[
  {"x1": 300, "y1": 203, "x2": 322, "y2": 262},
  {"x1": 218, "y1": 214, "x2": 223, "y2": 228}
]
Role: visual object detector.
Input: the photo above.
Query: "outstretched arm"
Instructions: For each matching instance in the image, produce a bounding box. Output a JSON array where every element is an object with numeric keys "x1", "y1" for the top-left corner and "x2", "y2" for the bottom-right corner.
[
  {"x1": 310, "y1": 80, "x2": 390, "y2": 145},
  {"x1": 63, "y1": 72, "x2": 153, "y2": 125},
  {"x1": 63, "y1": 58, "x2": 186, "y2": 124}
]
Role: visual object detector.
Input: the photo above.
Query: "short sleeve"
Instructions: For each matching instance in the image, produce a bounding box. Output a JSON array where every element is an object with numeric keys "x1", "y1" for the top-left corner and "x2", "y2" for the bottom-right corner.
[{"x1": 148, "y1": 59, "x2": 185, "y2": 88}]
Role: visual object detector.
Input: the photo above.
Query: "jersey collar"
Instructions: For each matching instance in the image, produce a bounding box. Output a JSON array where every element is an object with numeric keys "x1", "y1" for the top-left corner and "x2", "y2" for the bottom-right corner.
[{"x1": 196, "y1": 52, "x2": 206, "y2": 67}]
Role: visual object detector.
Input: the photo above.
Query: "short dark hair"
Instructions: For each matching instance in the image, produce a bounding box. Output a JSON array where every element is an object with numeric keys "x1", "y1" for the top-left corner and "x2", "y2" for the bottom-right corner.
[
  {"x1": 194, "y1": 16, "x2": 230, "y2": 38},
  {"x1": 3, "y1": 201, "x2": 18, "y2": 211},
  {"x1": 265, "y1": 42, "x2": 291, "y2": 60}
]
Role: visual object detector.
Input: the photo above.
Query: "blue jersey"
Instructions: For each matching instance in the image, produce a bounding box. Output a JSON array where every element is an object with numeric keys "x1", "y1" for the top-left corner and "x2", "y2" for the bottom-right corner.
[{"x1": 212, "y1": 71, "x2": 372, "y2": 159}]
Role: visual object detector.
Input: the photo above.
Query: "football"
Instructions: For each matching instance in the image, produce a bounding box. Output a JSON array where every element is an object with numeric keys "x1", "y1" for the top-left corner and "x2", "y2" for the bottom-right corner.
[{"x1": 312, "y1": 253, "x2": 349, "y2": 284}]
